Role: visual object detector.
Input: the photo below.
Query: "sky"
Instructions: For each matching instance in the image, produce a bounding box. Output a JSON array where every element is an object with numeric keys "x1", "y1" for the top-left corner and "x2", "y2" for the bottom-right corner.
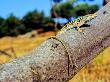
[{"x1": 0, "y1": 0, "x2": 103, "y2": 18}]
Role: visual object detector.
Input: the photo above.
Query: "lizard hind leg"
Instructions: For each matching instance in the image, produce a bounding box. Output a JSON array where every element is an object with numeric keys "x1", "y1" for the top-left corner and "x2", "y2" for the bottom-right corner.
[{"x1": 77, "y1": 26, "x2": 85, "y2": 32}]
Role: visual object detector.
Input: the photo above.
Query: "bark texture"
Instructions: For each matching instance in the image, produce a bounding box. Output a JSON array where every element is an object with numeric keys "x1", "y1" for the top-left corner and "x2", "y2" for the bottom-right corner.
[
  {"x1": 103, "y1": 0, "x2": 109, "y2": 5},
  {"x1": 105, "y1": 0, "x2": 109, "y2": 3},
  {"x1": 0, "y1": 2, "x2": 110, "y2": 82}
]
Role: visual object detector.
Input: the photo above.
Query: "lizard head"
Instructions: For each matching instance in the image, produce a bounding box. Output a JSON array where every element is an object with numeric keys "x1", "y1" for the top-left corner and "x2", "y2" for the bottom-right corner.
[{"x1": 84, "y1": 13, "x2": 97, "y2": 23}]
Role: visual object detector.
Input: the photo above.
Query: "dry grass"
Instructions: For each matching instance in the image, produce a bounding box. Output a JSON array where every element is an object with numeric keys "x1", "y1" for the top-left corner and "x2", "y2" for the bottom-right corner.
[
  {"x1": 0, "y1": 31, "x2": 55, "y2": 64},
  {"x1": 0, "y1": 31, "x2": 110, "y2": 82}
]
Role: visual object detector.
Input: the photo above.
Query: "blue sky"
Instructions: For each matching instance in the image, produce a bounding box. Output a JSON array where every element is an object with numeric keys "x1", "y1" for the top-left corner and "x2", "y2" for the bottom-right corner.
[{"x1": 0, "y1": 0, "x2": 103, "y2": 18}]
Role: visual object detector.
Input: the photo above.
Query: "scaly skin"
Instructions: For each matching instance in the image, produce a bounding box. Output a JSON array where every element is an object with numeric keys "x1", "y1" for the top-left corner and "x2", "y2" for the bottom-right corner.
[
  {"x1": 48, "y1": 13, "x2": 97, "y2": 76},
  {"x1": 58, "y1": 13, "x2": 97, "y2": 34}
]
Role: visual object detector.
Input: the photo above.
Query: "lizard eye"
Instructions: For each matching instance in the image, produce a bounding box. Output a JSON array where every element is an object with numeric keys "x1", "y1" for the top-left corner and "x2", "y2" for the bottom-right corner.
[{"x1": 77, "y1": 22, "x2": 79, "y2": 24}]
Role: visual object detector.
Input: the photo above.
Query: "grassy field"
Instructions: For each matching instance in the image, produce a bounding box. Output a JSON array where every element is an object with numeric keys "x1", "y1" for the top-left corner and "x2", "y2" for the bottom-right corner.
[{"x1": 0, "y1": 31, "x2": 110, "y2": 82}]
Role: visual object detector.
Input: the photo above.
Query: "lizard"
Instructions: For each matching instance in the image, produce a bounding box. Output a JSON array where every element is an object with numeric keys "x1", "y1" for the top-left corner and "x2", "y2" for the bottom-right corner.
[
  {"x1": 58, "y1": 13, "x2": 97, "y2": 34},
  {"x1": 47, "y1": 13, "x2": 97, "y2": 76}
]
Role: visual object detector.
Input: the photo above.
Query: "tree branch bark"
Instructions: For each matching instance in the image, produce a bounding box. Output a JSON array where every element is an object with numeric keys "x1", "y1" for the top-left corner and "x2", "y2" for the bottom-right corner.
[
  {"x1": 105, "y1": 0, "x2": 109, "y2": 3},
  {"x1": 0, "y1": 2, "x2": 110, "y2": 82},
  {"x1": 103, "y1": 0, "x2": 110, "y2": 5}
]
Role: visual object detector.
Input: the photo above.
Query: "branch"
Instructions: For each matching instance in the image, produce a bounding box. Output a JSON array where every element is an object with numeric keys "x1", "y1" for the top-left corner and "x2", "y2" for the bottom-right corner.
[
  {"x1": 0, "y1": 2, "x2": 110, "y2": 82},
  {"x1": 105, "y1": 0, "x2": 110, "y2": 3},
  {"x1": 0, "y1": 50, "x2": 12, "y2": 58}
]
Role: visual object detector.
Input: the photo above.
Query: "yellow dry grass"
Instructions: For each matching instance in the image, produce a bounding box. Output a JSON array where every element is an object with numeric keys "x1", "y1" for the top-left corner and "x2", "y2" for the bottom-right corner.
[
  {"x1": 0, "y1": 31, "x2": 110, "y2": 82},
  {"x1": 0, "y1": 31, "x2": 55, "y2": 64}
]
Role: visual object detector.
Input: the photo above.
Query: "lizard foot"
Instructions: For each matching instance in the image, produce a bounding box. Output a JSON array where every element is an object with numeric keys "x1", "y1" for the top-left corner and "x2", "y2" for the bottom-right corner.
[{"x1": 77, "y1": 28, "x2": 85, "y2": 32}]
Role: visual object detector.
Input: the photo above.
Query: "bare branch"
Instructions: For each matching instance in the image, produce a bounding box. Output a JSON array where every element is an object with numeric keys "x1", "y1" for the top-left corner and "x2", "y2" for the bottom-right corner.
[{"x1": 0, "y1": 50, "x2": 12, "y2": 58}]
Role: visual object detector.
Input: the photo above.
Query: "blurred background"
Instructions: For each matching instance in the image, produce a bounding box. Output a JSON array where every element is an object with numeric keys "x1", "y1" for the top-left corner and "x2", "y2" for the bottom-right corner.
[{"x1": 0, "y1": 0, "x2": 110, "y2": 82}]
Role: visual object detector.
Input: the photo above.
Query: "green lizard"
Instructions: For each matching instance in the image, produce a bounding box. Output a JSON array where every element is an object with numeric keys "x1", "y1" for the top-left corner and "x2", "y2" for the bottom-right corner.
[{"x1": 48, "y1": 13, "x2": 97, "y2": 76}]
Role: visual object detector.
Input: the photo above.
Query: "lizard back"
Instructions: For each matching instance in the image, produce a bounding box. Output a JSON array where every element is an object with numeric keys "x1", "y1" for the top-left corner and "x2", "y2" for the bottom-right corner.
[{"x1": 58, "y1": 13, "x2": 97, "y2": 34}]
